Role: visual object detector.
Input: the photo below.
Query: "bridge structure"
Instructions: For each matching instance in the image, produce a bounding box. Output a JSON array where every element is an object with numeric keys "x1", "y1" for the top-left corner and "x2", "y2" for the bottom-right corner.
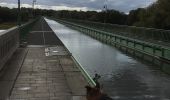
[
  {"x1": 0, "y1": 17, "x2": 170, "y2": 100},
  {"x1": 56, "y1": 18, "x2": 170, "y2": 73}
]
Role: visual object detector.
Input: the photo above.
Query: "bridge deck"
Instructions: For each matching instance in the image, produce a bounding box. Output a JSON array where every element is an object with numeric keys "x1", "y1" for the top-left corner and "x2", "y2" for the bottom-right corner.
[
  {"x1": 10, "y1": 46, "x2": 87, "y2": 100},
  {"x1": 0, "y1": 18, "x2": 87, "y2": 100}
]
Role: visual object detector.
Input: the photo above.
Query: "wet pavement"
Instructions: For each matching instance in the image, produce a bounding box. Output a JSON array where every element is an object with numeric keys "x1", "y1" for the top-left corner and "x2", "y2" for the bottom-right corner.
[
  {"x1": 46, "y1": 18, "x2": 170, "y2": 100},
  {"x1": 27, "y1": 18, "x2": 63, "y2": 46},
  {"x1": 0, "y1": 48, "x2": 27, "y2": 99},
  {"x1": 9, "y1": 47, "x2": 87, "y2": 100},
  {"x1": 0, "y1": 18, "x2": 88, "y2": 100}
]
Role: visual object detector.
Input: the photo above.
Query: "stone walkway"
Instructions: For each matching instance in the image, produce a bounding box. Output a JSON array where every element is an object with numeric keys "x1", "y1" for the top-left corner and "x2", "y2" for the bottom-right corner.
[
  {"x1": 0, "y1": 17, "x2": 89, "y2": 100},
  {"x1": 9, "y1": 46, "x2": 87, "y2": 100}
]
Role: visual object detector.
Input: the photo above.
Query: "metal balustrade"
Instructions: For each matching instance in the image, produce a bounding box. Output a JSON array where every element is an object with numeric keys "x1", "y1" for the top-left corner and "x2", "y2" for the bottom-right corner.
[
  {"x1": 61, "y1": 19, "x2": 170, "y2": 44},
  {"x1": 0, "y1": 19, "x2": 37, "y2": 71},
  {"x1": 0, "y1": 27, "x2": 19, "y2": 71},
  {"x1": 56, "y1": 19, "x2": 170, "y2": 62}
]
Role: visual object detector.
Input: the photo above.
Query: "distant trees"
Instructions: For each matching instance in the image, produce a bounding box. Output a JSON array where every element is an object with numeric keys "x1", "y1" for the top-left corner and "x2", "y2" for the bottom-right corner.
[
  {"x1": 0, "y1": 7, "x2": 55, "y2": 23},
  {"x1": 55, "y1": 0, "x2": 170, "y2": 29},
  {"x1": 0, "y1": 7, "x2": 17, "y2": 22},
  {"x1": 0, "y1": 0, "x2": 170, "y2": 29},
  {"x1": 127, "y1": 0, "x2": 170, "y2": 29},
  {"x1": 55, "y1": 10, "x2": 127, "y2": 25},
  {"x1": 0, "y1": 7, "x2": 32, "y2": 23},
  {"x1": 127, "y1": 8, "x2": 144, "y2": 25}
]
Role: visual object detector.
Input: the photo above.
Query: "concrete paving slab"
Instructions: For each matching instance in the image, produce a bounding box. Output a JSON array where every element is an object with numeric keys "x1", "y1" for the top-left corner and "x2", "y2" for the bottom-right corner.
[
  {"x1": 0, "y1": 81, "x2": 13, "y2": 99},
  {"x1": 45, "y1": 46, "x2": 68, "y2": 56},
  {"x1": 72, "y1": 96, "x2": 87, "y2": 100},
  {"x1": 9, "y1": 47, "x2": 73, "y2": 100},
  {"x1": 62, "y1": 65, "x2": 80, "y2": 72},
  {"x1": 8, "y1": 46, "x2": 88, "y2": 100},
  {"x1": 59, "y1": 57, "x2": 75, "y2": 66},
  {"x1": 57, "y1": 55, "x2": 88, "y2": 99},
  {"x1": 7, "y1": 18, "x2": 88, "y2": 100},
  {"x1": 27, "y1": 18, "x2": 63, "y2": 46},
  {"x1": 0, "y1": 48, "x2": 27, "y2": 99},
  {"x1": 64, "y1": 72, "x2": 88, "y2": 95}
]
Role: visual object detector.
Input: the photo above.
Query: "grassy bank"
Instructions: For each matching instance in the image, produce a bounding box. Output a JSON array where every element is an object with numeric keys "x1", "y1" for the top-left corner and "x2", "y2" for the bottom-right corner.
[{"x1": 0, "y1": 22, "x2": 17, "y2": 29}]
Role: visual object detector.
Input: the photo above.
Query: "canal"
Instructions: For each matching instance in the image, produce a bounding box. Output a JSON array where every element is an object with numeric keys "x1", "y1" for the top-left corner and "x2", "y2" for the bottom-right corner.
[
  {"x1": 0, "y1": 30, "x2": 5, "y2": 33},
  {"x1": 46, "y1": 18, "x2": 170, "y2": 100}
]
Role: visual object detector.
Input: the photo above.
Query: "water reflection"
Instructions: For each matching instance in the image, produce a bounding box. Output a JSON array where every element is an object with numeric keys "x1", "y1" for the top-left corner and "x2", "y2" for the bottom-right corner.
[
  {"x1": 46, "y1": 18, "x2": 170, "y2": 100},
  {"x1": 103, "y1": 69, "x2": 157, "y2": 100},
  {"x1": 0, "y1": 30, "x2": 5, "y2": 33}
]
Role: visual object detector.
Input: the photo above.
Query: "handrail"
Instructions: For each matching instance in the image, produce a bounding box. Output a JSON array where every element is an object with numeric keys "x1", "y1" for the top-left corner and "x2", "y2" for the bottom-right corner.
[
  {"x1": 60, "y1": 18, "x2": 170, "y2": 43},
  {"x1": 62, "y1": 37, "x2": 96, "y2": 86},
  {"x1": 45, "y1": 18, "x2": 96, "y2": 86},
  {"x1": 57, "y1": 19, "x2": 170, "y2": 50},
  {"x1": 62, "y1": 18, "x2": 170, "y2": 32},
  {"x1": 0, "y1": 19, "x2": 37, "y2": 71},
  {"x1": 56, "y1": 19, "x2": 170, "y2": 61},
  {"x1": 62, "y1": 38, "x2": 96, "y2": 86}
]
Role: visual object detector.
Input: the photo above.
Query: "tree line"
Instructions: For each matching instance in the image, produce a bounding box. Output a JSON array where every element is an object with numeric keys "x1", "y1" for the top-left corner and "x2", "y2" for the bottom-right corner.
[
  {"x1": 127, "y1": 0, "x2": 170, "y2": 29},
  {"x1": 54, "y1": 10, "x2": 127, "y2": 25},
  {"x1": 0, "y1": 0, "x2": 170, "y2": 29},
  {"x1": 0, "y1": 7, "x2": 55, "y2": 23}
]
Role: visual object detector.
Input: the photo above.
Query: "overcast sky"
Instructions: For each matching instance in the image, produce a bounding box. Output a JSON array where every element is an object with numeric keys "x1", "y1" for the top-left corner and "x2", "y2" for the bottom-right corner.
[{"x1": 0, "y1": 0, "x2": 157, "y2": 13}]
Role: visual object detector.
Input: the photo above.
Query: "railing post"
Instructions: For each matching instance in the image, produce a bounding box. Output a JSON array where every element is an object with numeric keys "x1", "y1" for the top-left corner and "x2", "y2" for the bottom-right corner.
[{"x1": 18, "y1": 0, "x2": 21, "y2": 26}]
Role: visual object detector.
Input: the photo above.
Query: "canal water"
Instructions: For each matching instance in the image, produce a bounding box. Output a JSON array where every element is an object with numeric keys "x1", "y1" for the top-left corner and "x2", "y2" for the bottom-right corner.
[
  {"x1": 0, "y1": 30, "x2": 5, "y2": 33},
  {"x1": 46, "y1": 18, "x2": 170, "y2": 100}
]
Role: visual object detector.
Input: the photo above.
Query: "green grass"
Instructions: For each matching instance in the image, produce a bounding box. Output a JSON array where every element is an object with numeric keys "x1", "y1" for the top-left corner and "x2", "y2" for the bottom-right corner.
[{"x1": 0, "y1": 22, "x2": 17, "y2": 29}]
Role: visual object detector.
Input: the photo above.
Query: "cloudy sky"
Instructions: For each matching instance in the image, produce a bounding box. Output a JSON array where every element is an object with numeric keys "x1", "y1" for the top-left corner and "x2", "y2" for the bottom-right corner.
[{"x1": 0, "y1": 0, "x2": 157, "y2": 13}]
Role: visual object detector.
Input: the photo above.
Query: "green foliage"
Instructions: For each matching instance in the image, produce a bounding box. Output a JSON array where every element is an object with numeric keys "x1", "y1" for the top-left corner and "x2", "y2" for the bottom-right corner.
[
  {"x1": 0, "y1": 0, "x2": 170, "y2": 30},
  {"x1": 127, "y1": 8, "x2": 144, "y2": 25},
  {"x1": 0, "y1": 22, "x2": 16, "y2": 29},
  {"x1": 127, "y1": 0, "x2": 170, "y2": 29},
  {"x1": 0, "y1": 7, "x2": 17, "y2": 22},
  {"x1": 55, "y1": 10, "x2": 127, "y2": 25},
  {"x1": 0, "y1": 7, "x2": 55, "y2": 23}
]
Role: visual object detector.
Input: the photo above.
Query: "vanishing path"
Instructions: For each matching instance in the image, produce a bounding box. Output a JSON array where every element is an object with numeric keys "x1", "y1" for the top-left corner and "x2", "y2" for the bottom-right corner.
[
  {"x1": 46, "y1": 18, "x2": 170, "y2": 100},
  {"x1": 8, "y1": 18, "x2": 87, "y2": 100}
]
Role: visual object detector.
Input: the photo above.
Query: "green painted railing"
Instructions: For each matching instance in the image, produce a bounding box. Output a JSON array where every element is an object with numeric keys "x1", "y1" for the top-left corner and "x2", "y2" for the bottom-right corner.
[
  {"x1": 61, "y1": 37, "x2": 96, "y2": 86},
  {"x1": 61, "y1": 19, "x2": 170, "y2": 44},
  {"x1": 46, "y1": 18, "x2": 96, "y2": 86},
  {"x1": 71, "y1": 56, "x2": 96, "y2": 87},
  {"x1": 56, "y1": 19, "x2": 170, "y2": 62}
]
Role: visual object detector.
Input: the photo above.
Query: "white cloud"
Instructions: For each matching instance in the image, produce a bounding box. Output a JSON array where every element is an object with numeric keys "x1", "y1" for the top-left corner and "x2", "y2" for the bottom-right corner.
[
  {"x1": 35, "y1": 5, "x2": 90, "y2": 11},
  {"x1": 90, "y1": 0, "x2": 96, "y2": 2},
  {"x1": 0, "y1": 0, "x2": 157, "y2": 12},
  {"x1": 0, "y1": 2, "x2": 32, "y2": 8},
  {"x1": 0, "y1": 2, "x2": 92, "y2": 11}
]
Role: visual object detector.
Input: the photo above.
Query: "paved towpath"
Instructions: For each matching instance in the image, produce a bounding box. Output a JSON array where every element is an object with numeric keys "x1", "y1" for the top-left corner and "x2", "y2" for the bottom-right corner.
[{"x1": 7, "y1": 17, "x2": 88, "y2": 100}]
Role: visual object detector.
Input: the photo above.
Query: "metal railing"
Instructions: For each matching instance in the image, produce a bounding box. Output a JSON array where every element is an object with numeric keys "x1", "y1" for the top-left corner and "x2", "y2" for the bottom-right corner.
[
  {"x1": 20, "y1": 18, "x2": 38, "y2": 43},
  {"x1": 0, "y1": 27, "x2": 19, "y2": 71},
  {"x1": 56, "y1": 19, "x2": 170, "y2": 73},
  {"x1": 56, "y1": 19, "x2": 170, "y2": 61},
  {"x1": 0, "y1": 19, "x2": 37, "y2": 71},
  {"x1": 61, "y1": 19, "x2": 170, "y2": 45}
]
